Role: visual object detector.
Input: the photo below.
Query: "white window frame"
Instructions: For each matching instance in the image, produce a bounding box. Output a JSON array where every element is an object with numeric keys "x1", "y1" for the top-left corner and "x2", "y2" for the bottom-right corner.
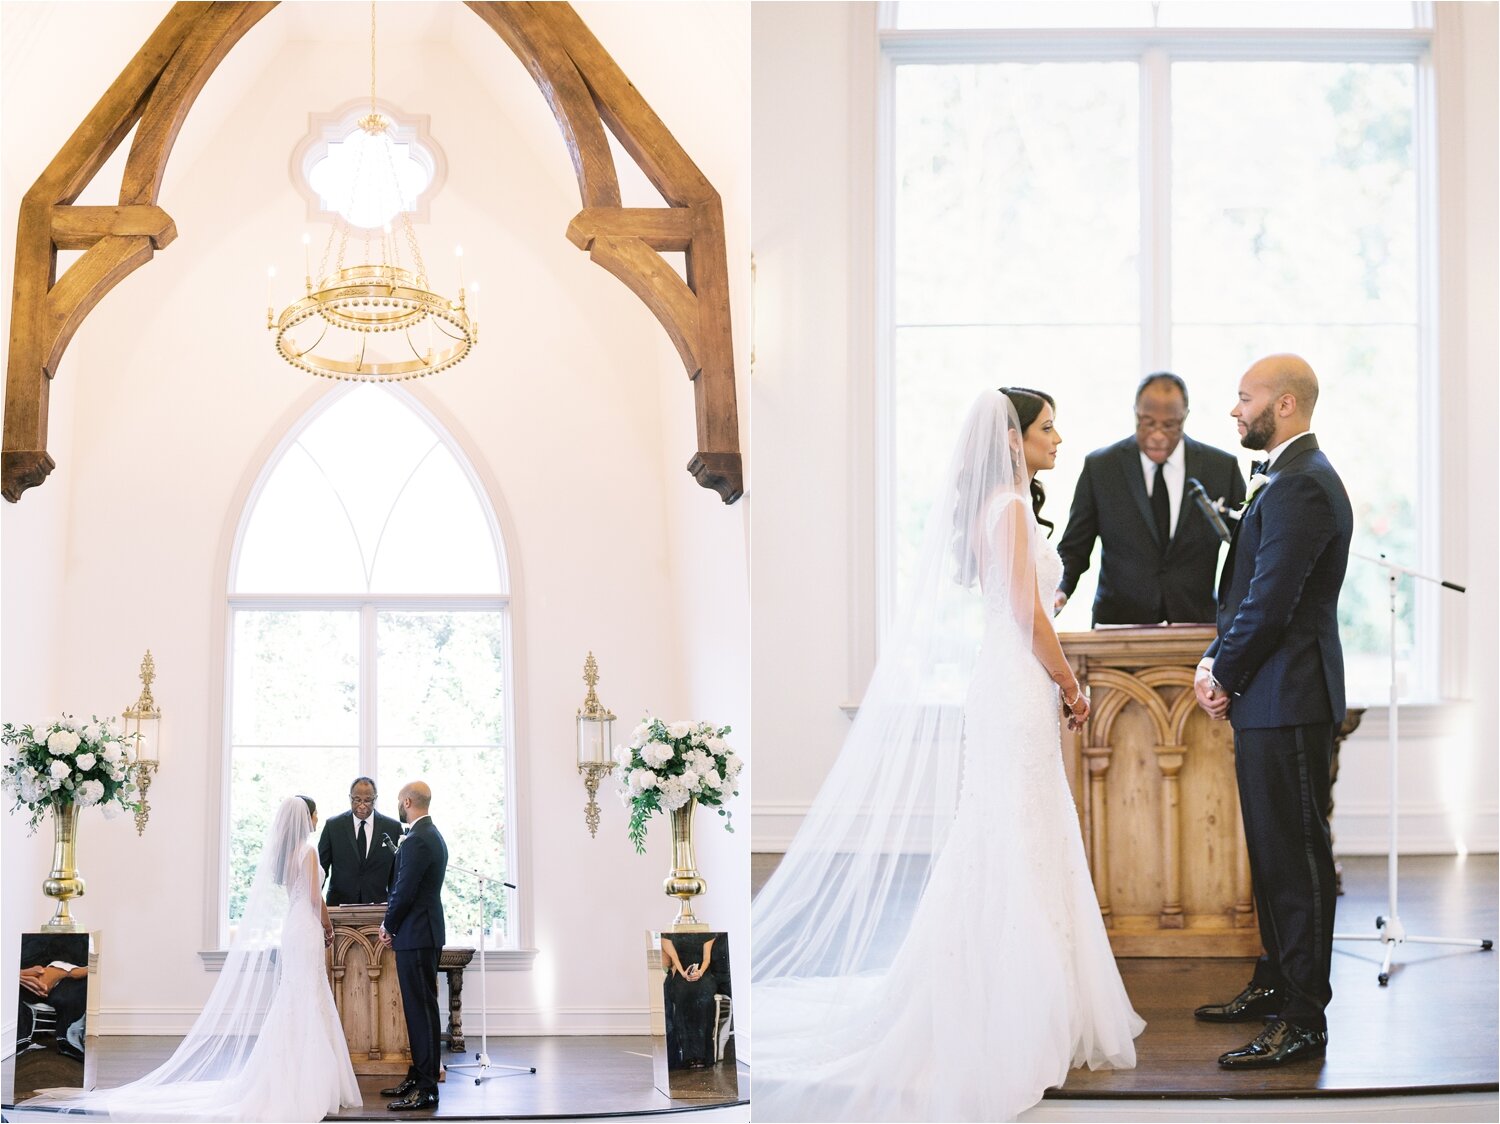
[
  {"x1": 202, "y1": 385, "x2": 532, "y2": 969},
  {"x1": 289, "y1": 98, "x2": 447, "y2": 227},
  {"x1": 869, "y1": 8, "x2": 1450, "y2": 707}
]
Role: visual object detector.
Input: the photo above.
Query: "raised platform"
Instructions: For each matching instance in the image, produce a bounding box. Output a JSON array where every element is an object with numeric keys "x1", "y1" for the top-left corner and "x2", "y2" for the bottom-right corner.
[
  {"x1": 3, "y1": 1035, "x2": 749, "y2": 1122},
  {"x1": 751, "y1": 852, "x2": 1498, "y2": 1121}
]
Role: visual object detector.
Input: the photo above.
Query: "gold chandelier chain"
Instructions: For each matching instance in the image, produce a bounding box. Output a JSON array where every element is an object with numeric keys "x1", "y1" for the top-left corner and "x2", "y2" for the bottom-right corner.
[{"x1": 370, "y1": 0, "x2": 377, "y2": 119}]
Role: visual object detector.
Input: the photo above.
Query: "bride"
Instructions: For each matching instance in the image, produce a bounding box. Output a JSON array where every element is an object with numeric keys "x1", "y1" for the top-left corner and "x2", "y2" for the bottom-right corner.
[
  {"x1": 29, "y1": 795, "x2": 362, "y2": 1121},
  {"x1": 752, "y1": 388, "x2": 1144, "y2": 1122}
]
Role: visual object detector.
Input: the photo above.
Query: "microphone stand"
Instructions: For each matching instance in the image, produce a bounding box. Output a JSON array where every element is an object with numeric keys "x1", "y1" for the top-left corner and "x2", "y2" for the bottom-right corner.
[
  {"x1": 1331, "y1": 550, "x2": 1492, "y2": 984},
  {"x1": 443, "y1": 865, "x2": 535, "y2": 1083}
]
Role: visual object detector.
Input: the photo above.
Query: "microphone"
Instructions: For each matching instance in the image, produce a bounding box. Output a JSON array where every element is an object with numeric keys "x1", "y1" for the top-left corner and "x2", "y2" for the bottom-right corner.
[{"x1": 1187, "y1": 477, "x2": 1232, "y2": 544}]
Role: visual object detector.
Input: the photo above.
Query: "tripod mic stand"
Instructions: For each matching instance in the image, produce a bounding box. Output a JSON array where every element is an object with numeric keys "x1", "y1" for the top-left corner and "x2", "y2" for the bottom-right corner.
[
  {"x1": 1332, "y1": 550, "x2": 1492, "y2": 984},
  {"x1": 444, "y1": 866, "x2": 536, "y2": 1083}
]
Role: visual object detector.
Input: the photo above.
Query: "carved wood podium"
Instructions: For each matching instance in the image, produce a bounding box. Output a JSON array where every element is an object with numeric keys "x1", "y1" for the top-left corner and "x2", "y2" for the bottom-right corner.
[
  {"x1": 326, "y1": 906, "x2": 412, "y2": 1076},
  {"x1": 1059, "y1": 625, "x2": 1262, "y2": 957}
]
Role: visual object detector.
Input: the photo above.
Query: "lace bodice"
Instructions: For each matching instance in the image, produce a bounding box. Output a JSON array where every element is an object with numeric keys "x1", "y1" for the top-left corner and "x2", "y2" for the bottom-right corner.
[{"x1": 1034, "y1": 525, "x2": 1063, "y2": 605}]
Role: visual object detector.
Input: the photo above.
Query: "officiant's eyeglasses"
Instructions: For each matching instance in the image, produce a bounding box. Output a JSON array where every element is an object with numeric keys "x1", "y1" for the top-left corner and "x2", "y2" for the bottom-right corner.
[
  {"x1": 1135, "y1": 415, "x2": 1184, "y2": 435},
  {"x1": 350, "y1": 795, "x2": 375, "y2": 807}
]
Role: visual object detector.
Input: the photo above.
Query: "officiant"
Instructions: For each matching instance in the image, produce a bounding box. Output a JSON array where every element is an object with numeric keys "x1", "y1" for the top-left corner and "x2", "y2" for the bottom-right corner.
[
  {"x1": 1055, "y1": 372, "x2": 1246, "y2": 626},
  {"x1": 319, "y1": 777, "x2": 402, "y2": 905}
]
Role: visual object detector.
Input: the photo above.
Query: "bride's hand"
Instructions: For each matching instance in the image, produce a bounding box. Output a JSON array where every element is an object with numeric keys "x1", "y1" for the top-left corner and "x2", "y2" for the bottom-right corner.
[
  {"x1": 323, "y1": 923, "x2": 334, "y2": 947},
  {"x1": 1063, "y1": 687, "x2": 1090, "y2": 730}
]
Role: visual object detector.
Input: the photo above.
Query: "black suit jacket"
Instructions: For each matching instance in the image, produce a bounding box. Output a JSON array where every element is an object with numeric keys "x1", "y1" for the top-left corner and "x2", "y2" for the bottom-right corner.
[
  {"x1": 1206, "y1": 433, "x2": 1352, "y2": 731},
  {"x1": 383, "y1": 817, "x2": 448, "y2": 952},
  {"x1": 1058, "y1": 435, "x2": 1246, "y2": 625},
  {"x1": 318, "y1": 809, "x2": 402, "y2": 906}
]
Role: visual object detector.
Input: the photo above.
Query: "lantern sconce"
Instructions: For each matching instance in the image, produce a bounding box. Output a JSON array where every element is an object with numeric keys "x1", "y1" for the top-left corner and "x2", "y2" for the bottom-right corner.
[
  {"x1": 575, "y1": 652, "x2": 616, "y2": 837},
  {"x1": 122, "y1": 651, "x2": 162, "y2": 835}
]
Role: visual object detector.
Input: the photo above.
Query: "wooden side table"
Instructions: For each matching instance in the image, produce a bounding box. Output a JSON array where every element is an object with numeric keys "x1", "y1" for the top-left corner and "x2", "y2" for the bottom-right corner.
[{"x1": 439, "y1": 947, "x2": 476, "y2": 1052}]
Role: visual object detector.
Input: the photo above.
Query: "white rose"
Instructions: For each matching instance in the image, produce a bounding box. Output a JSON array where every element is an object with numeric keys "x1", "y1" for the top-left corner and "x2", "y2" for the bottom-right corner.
[
  {"x1": 680, "y1": 769, "x2": 702, "y2": 792},
  {"x1": 627, "y1": 768, "x2": 659, "y2": 795},
  {"x1": 75, "y1": 753, "x2": 97, "y2": 772},
  {"x1": 641, "y1": 741, "x2": 674, "y2": 768},
  {"x1": 80, "y1": 723, "x2": 102, "y2": 743},
  {"x1": 724, "y1": 752, "x2": 743, "y2": 775},
  {"x1": 77, "y1": 780, "x2": 104, "y2": 807},
  {"x1": 613, "y1": 744, "x2": 632, "y2": 768},
  {"x1": 102, "y1": 741, "x2": 123, "y2": 763},
  {"x1": 48, "y1": 731, "x2": 80, "y2": 756},
  {"x1": 668, "y1": 721, "x2": 692, "y2": 739},
  {"x1": 631, "y1": 722, "x2": 650, "y2": 742},
  {"x1": 705, "y1": 736, "x2": 726, "y2": 754},
  {"x1": 49, "y1": 760, "x2": 72, "y2": 783},
  {"x1": 701, "y1": 770, "x2": 724, "y2": 793}
]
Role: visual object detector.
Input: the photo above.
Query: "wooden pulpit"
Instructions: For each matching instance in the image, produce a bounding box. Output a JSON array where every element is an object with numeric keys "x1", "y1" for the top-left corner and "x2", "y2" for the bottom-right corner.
[
  {"x1": 1059, "y1": 625, "x2": 1261, "y2": 957},
  {"x1": 326, "y1": 905, "x2": 411, "y2": 1076}
]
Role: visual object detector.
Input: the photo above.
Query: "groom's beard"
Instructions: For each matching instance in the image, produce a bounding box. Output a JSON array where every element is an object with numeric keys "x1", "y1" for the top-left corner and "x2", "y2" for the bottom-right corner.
[{"x1": 1240, "y1": 402, "x2": 1277, "y2": 450}]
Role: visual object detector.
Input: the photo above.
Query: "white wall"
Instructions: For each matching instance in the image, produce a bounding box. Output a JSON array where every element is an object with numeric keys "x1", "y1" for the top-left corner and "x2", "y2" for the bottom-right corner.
[
  {"x1": 750, "y1": 2, "x2": 1499, "y2": 856},
  {"x1": 1, "y1": 0, "x2": 749, "y2": 1039}
]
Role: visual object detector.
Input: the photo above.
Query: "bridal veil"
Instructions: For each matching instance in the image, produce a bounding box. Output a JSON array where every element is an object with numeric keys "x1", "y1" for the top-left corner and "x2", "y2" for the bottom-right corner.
[
  {"x1": 28, "y1": 796, "x2": 328, "y2": 1120},
  {"x1": 752, "y1": 388, "x2": 1036, "y2": 994}
]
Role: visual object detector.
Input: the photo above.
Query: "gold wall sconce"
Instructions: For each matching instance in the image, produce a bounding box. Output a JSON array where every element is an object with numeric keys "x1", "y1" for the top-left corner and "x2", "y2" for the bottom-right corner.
[
  {"x1": 122, "y1": 651, "x2": 161, "y2": 835},
  {"x1": 576, "y1": 652, "x2": 616, "y2": 837}
]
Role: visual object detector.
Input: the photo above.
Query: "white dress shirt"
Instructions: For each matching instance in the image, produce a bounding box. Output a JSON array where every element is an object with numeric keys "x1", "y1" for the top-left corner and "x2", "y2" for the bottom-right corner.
[
  {"x1": 1264, "y1": 429, "x2": 1315, "y2": 470},
  {"x1": 1140, "y1": 438, "x2": 1187, "y2": 538}
]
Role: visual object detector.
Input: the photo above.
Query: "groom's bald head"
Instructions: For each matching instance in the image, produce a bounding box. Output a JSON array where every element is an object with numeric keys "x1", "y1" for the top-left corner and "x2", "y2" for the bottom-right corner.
[
  {"x1": 1233, "y1": 354, "x2": 1320, "y2": 452},
  {"x1": 1246, "y1": 354, "x2": 1320, "y2": 421},
  {"x1": 398, "y1": 781, "x2": 432, "y2": 811}
]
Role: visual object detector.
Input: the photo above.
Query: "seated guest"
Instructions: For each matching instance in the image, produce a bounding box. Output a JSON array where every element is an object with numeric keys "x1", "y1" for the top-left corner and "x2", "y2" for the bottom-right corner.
[
  {"x1": 1057, "y1": 372, "x2": 1246, "y2": 625},
  {"x1": 319, "y1": 777, "x2": 402, "y2": 905}
]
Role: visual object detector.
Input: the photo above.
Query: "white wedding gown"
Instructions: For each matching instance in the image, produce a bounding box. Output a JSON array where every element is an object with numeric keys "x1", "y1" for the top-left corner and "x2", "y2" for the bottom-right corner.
[
  {"x1": 35, "y1": 841, "x2": 361, "y2": 1123},
  {"x1": 755, "y1": 514, "x2": 1145, "y2": 1122}
]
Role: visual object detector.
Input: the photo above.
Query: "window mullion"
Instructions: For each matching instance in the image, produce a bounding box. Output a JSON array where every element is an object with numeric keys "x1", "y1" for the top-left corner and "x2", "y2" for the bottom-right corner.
[
  {"x1": 1140, "y1": 45, "x2": 1172, "y2": 373},
  {"x1": 361, "y1": 603, "x2": 378, "y2": 780}
]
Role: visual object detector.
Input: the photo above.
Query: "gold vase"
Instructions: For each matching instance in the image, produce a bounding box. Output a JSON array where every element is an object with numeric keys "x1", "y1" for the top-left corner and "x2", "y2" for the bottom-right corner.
[
  {"x1": 663, "y1": 796, "x2": 709, "y2": 931},
  {"x1": 42, "y1": 802, "x2": 86, "y2": 933}
]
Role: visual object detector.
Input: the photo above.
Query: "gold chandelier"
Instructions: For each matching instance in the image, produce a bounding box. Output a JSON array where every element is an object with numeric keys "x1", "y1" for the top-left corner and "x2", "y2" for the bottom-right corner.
[{"x1": 267, "y1": 2, "x2": 475, "y2": 381}]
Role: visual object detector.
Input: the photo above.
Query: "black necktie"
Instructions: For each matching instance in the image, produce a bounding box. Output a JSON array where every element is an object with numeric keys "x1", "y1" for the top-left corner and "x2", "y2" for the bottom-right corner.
[
  {"x1": 1151, "y1": 461, "x2": 1171, "y2": 547},
  {"x1": 357, "y1": 817, "x2": 367, "y2": 860}
]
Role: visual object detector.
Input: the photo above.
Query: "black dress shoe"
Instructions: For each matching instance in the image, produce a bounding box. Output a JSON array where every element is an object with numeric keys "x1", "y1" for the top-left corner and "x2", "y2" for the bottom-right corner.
[
  {"x1": 388, "y1": 1090, "x2": 439, "y2": 1111},
  {"x1": 1219, "y1": 1019, "x2": 1328, "y2": 1068},
  {"x1": 1194, "y1": 984, "x2": 1280, "y2": 1022},
  {"x1": 380, "y1": 1078, "x2": 417, "y2": 1098}
]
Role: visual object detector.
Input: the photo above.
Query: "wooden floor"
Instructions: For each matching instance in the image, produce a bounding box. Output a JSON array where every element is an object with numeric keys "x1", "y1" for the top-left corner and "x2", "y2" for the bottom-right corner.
[
  {"x1": 4, "y1": 1035, "x2": 748, "y2": 1120},
  {"x1": 752, "y1": 852, "x2": 1499, "y2": 1104}
]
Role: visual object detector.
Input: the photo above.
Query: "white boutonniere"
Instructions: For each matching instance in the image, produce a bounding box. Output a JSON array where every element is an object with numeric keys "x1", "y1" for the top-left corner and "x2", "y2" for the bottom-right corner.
[{"x1": 1242, "y1": 473, "x2": 1271, "y2": 508}]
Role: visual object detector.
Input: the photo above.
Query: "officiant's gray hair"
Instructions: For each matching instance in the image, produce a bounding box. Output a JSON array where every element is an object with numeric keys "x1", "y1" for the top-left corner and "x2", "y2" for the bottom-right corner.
[
  {"x1": 350, "y1": 776, "x2": 377, "y2": 795},
  {"x1": 1136, "y1": 370, "x2": 1188, "y2": 407}
]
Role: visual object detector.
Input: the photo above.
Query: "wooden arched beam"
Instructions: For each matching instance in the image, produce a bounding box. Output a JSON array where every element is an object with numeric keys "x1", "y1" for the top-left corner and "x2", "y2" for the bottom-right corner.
[{"x1": 3, "y1": 1, "x2": 742, "y2": 504}]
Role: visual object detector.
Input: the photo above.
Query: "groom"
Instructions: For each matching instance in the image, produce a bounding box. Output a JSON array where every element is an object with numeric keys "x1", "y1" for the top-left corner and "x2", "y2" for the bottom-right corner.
[
  {"x1": 378, "y1": 781, "x2": 448, "y2": 1110},
  {"x1": 1194, "y1": 354, "x2": 1351, "y2": 1068}
]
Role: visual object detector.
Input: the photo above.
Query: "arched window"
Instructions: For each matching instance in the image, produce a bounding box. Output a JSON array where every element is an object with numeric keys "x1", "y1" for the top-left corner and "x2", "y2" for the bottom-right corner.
[{"x1": 225, "y1": 386, "x2": 513, "y2": 946}]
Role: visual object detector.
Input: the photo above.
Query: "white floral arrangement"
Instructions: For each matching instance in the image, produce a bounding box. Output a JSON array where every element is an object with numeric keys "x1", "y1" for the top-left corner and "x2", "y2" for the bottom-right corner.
[
  {"x1": 615, "y1": 717, "x2": 743, "y2": 854},
  {"x1": 1, "y1": 715, "x2": 141, "y2": 830}
]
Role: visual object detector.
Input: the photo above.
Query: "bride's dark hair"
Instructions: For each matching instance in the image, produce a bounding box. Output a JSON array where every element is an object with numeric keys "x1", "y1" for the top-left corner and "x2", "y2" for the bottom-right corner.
[{"x1": 998, "y1": 387, "x2": 1056, "y2": 538}]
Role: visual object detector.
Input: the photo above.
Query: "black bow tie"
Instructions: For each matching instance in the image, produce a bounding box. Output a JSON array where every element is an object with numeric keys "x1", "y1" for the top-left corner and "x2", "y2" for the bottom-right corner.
[{"x1": 1250, "y1": 459, "x2": 1270, "y2": 478}]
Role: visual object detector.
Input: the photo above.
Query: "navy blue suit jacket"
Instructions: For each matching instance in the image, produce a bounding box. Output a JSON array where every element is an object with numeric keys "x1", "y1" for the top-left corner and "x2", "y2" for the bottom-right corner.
[
  {"x1": 1058, "y1": 435, "x2": 1246, "y2": 625},
  {"x1": 382, "y1": 817, "x2": 447, "y2": 952},
  {"x1": 1206, "y1": 433, "x2": 1352, "y2": 730}
]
